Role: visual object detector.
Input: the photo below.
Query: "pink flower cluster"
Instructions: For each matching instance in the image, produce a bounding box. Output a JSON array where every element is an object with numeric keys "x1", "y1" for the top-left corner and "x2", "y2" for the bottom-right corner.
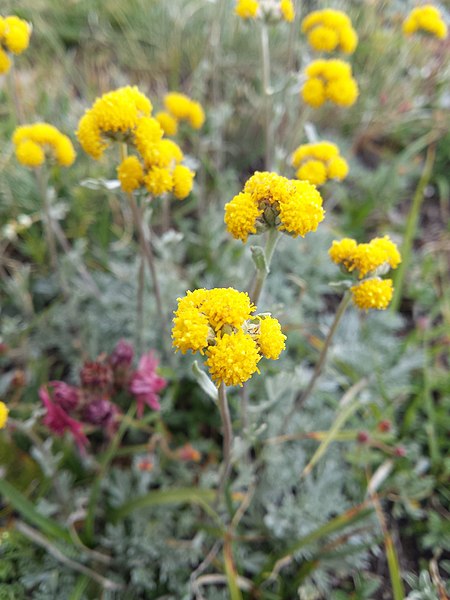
[{"x1": 39, "y1": 341, "x2": 166, "y2": 451}]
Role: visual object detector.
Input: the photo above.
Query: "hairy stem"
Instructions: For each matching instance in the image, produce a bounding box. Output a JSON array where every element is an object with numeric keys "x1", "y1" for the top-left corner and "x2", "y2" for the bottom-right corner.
[
  {"x1": 250, "y1": 228, "x2": 280, "y2": 305},
  {"x1": 217, "y1": 384, "x2": 233, "y2": 500}
]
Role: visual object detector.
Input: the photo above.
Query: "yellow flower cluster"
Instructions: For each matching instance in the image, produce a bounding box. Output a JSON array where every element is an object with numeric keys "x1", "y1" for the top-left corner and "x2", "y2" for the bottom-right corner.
[
  {"x1": 162, "y1": 92, "x2": 205, "y2": 130},
  {"x1": 172, "y1": 287, "x2": 286, "y2": 387},
  {"x1": 292, "y1": 141, "x2": 349, "y2": 186},
  {"x1": 329, "y1": 236, "x2": 401, "y2": 310},
  {"x1": 302, "y1": 59, "x2": 359, "y2": 108},
  {"x1": 13, "y1": 123, "x2": 76, "y2": 168},
  {"x1": 235, "y1": 0, "x2": 295, "y2": 23},
  {"x1": 0, "y1": 401, "x2": 8, "y2": 429},
  {"x1": 0, "y1": 15, "x2": 31, "y2": 74},
  {"x1": 403, "y1": 5, "x2": 447, "y2": 39},
  {"x1": 225, "y1": 171, "x2": 325, "y2": 242},
  {"x1": 350, "y1": 278, "x2": 393, "y2": 311},
  {"x1": 77, "y1": 86, "x2": 195, "y2": 199},
  {"x1": 302, "y1": 9, "x2": 358, "y2": 53},
  {"x1": 329, "y1": 236, "x2": 401, "y2": 278}
]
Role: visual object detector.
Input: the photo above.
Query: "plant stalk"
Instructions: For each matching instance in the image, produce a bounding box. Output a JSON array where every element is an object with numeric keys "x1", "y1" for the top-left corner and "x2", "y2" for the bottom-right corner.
[
  {"x1": 284, "y1": 291, "x2": 352, "y2": 426},
  {"x1": 250, "y1": 228, "x2": 280, "y2": 305},
  {"x1": 260, "y1": 22, "x2": 273, "y2": 170},
  {"x1": 217, "y1": 384, "x2": 233, "y2": 500},
  {"x1": 391, "y1": 144, "x2": 436, "y2": 312}
]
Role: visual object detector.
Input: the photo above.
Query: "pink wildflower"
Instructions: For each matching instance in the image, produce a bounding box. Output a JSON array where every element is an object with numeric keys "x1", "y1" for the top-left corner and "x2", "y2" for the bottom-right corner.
[
  {"x1": 129, "y1": 352, "x2": 166, "y2": 417},
  {"x1": 49, "y1": 381, "x2": 80, "y2": 412},
  {"x1": 39, "y1": 385, "x2": 88, "y2": 450}
]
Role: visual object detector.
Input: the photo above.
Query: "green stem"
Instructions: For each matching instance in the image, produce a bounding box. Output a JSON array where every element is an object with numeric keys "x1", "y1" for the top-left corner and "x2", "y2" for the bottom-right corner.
[
  {"x1": 260, "y1": 22, "x2": 273, "y2": 171},
  {"x1": 391, "y1": 144, "x2": 436, "y2": 312},
  {"x1": 284, "y1": 291, "x2": 352, "y2": 426},
  {"x1": 250, "y1": 228, "x2": 279, "y2": 305},
  {"x1": 83, "y1": 404, "x2": 136, "y2": 546},
  {"x1": 217, "y1": 384, "x2": 233, "y2": 501}
]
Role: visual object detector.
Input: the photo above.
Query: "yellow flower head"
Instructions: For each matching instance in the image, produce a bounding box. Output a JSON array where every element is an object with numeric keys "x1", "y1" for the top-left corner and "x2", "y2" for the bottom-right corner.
[
  {"x1": 277, "y1": 180, "x2": 325, "y2": 238},
  {"x1": 117, "y1": 156, "x2": 144, "y2": 193},
  {"x1": 0, "y1": 47, "x2": 11, "y2": 74},
  {"x1": 280, "y1": 0, "x2": 295, "y2": 22},
  {"x1": 1, "y1": 15, "x2": 32, "y2": 54},
  {"x1": 206, "y1": 330, "x2": 261, "y2": 387},
  {"x1": 329, "y1": 238, "x2": 358, "y2": 270},
  {"x1": 133, "y1": 117, "x2": 164, "y2": 161},
  {"x1": 0, "y1": 401, "x2": 9, "y2": 429},
  {"x1": 257, "y1": 316, "x2": 286, "y2": 359},
  {"x1": 351, "y1": 278, "x2": 394, "y2": 311},
  {"x1": 302, "y1": 9, "x2": 357, "y2": 53},
  {"x1": 155, "y1": 111, "x2": 178, "y2": 136},
  {"x1": 224, "y1": 191, "x2": 263, "y2": 242},
  {"x1": 172, "y1": 288, "x2": 285, "y2": 386},
  {"x1": 302, "y1": 59, "x2": 358, "y2": 108},
  {"x1": 235, "y1": 0, "x2": 260, "y2": 19},
  {"x1": 329, "y1": 235, "x2": 401, "y2": 278},
  {"x1": 144, "y1": 166, "x2": 173, "y2": 196},
  {"x1": 293, "y1": 141, "x2": 348, "y2": 185},
  {"x1": 172, "y1": 164, "x2": 195, "y2": 199},
  {"x1": 164, "y1": 92, "x2": 205, "y2": 129},
  {"x1": 235, "y1": 0, "x2": 294, "y2": 23},
  {"x1": 13, "y1": 123, "x2": 76, "y2": 168},
  {"x1": 403, "y1": 5, "x2": 447, "y2": 39},
  {"x1": 76, "y1": 86, "x2": 152, "y2": 159},
  {"x1": 227, "y1": 172, "x2": 324, "y2": 241}
]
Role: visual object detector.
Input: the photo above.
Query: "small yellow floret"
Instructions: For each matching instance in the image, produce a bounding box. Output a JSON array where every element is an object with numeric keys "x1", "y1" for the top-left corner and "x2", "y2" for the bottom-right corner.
[
  {"x1": 308, "y1": 26, "x2": 339, "y2": 52},
  {"x1": 3, "y1": 16, "x2": 31, "y2": 54},
  {"x1": 0, "y1": 48, "x2": 11, "y2": 74},
  {"x1": 301, "y1": 77, "x2": 326, "y2": 108},
  {"x1": 172, "y1": 306, "x2": 210, "y2": 354},
  {"x1": 277, "y1": 180, "x2": 325, "y2": 238},
  {"x1": 327, "y1": 156, "x2": 349, "y2": 180},
  {"x1": 0, "y1": 401, "x2": 9, "y2": 429},
  {"x1": 403, "y1": 5, "x2": 447, "y2": 39},
  {"x1": 172, "y1": 164, "x2": 195, "y2": 199},
  {"x1": 257, "y1": 316, "x2": 286, "y2": 359},
  {"x1": 224, "y1": 191, "x2": 262, "y2": 242},
  {"x1": 164, "y1": 92, "x2": 205, "y2": 129},
  {"x1": 117, "y1": 156, "x2": 144, "y2": 193},
  {"x1": 235, "y1": 0, "x2": 260, "y2": 19},
  {"x1": 15, "y1": 140, "x2": 45, "y2": 167},
  {"x1": 328, "y1": 238, "x2": 358, "y2": 269},
  {"x1": 351, "y1": 278, "x2": 394, "y2": 311},
  {"x1": 296, "y1": 159, "x2": 327, "y2": 186},
  {"x1": 155, "y1": 111, "x2": 178, "y2": 136},
  {"x1": 280, "y1": 0, "x2": 295, "y2": 23},
  {"x1": 206, "y1": 331, "x2": 261, "y2": 387},
  {"x1": 326, "y1": 77, "x2": 359, "y2": 107},
  {"x1": 144, "y1": 166, "x2": 173, "y2": 196},
  {"x1": 202, "y1": 288, "x2": 255, "y2": 332}
]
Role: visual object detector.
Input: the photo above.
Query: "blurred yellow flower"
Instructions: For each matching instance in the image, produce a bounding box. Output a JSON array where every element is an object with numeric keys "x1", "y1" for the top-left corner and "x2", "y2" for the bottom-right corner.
[
  {"x1": 235, "y1": 0, "x2": 260, "y2": 19},
  {"x1": 13, "y1": 123, "x2": 76, "y2": 168},
  {"x1": 302, "y1": 59, "x2": 359, "y2": 108},
  {"x1": 0, "y1": 15, "x2": 31, "y2": 59},
  {"x1": 302, "y1": 9, "x2": 358, "y2": 53},
  {"x1": 155, "y1": 111, "x2": 178, "y2": 136},
  {"x1": 117, "y1": 156, "x2": 144, "y2": 193},
  {"x1": 403, "y1": 5, "x2": 447, "y2": 39},
  {"x1": 0, "y1": 401, "x2": 8, "y2": 429},
  {"x1": 329, "y1": 235, "x2": 401, "y2": 279},
  {"x1": 292, "y1": 141, "x2": 349, "y2": 185},
  {"x1": 164, "y1": 92, "x2": 205, "y2": 129},
  {"x1": 172, "y1": 164, "x2": 195, "y2": 199}
]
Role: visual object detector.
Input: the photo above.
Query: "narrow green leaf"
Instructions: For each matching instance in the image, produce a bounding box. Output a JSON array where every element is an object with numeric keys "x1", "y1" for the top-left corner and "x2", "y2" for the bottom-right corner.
[
  {"x1": 224, "y1": 541, "x2": 244, "y2": 600},
  {"x1": 111, "y1": 487, "x2": 218, "y2": 522},
  {"x1": 258, "y1": 504, "x2": 373, "y2": 584},
  {"x1": 69, "y1": 575, "x2": 90, "y2": 600},
  {"x1": 385, "y1": 533, "x2": 405, "y2": 600},
  {"x1": 0, "y1": 477, "x2": 72, "y2": 543}
]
